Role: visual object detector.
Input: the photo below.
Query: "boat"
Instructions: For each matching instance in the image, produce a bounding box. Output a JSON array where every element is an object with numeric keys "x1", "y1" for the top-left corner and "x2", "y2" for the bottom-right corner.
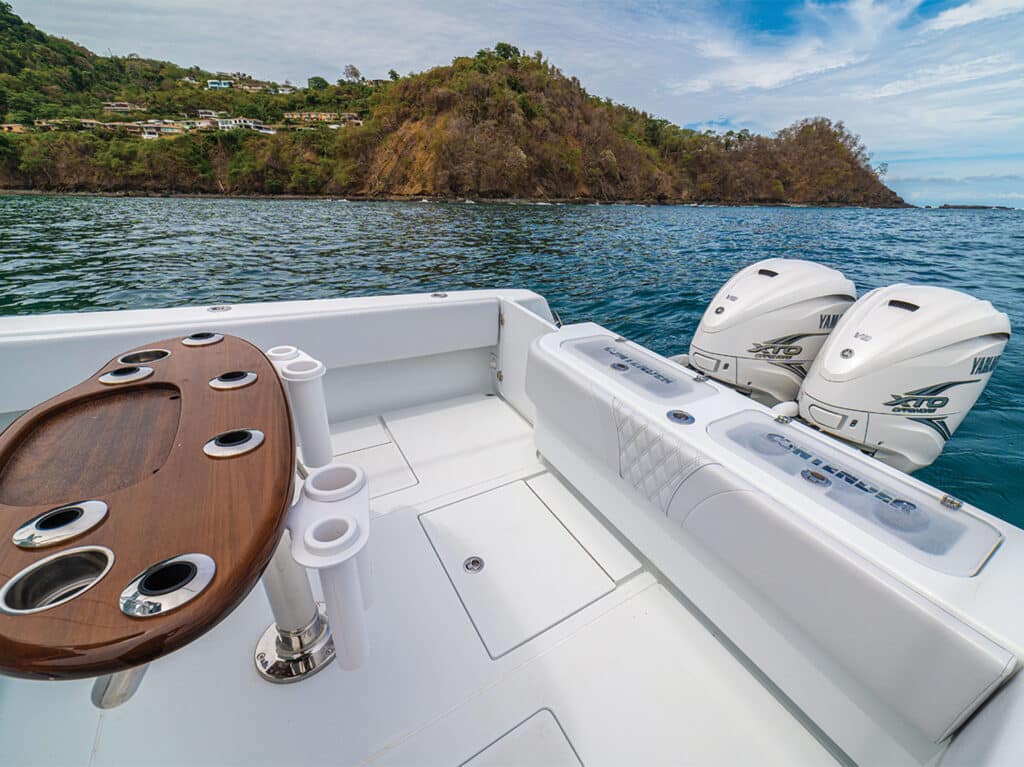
[{"x1": 0, "y1": 261, "x2": 1018, "y2": 767}]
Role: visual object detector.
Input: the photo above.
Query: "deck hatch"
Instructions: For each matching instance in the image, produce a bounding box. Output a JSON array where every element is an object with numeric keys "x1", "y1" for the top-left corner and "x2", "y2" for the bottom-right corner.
[{"x1": 421, "y1": 481, "x2": 613, "y2": 658}]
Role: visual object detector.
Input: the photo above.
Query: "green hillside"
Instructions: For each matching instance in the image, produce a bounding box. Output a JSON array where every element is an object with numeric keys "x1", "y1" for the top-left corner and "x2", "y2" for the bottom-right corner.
[{"x1": 0, "y1": 3, "x2": 905, "y2": 205}]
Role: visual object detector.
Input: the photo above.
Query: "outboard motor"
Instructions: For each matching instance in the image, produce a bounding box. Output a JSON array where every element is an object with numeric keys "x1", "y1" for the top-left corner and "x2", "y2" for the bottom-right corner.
[
  {"x1": 799, "y1": 285, "x2": 1010, "y2": 472},
  {"x1": 689, "y1": 259, "x2": 856, "y2": 405}
]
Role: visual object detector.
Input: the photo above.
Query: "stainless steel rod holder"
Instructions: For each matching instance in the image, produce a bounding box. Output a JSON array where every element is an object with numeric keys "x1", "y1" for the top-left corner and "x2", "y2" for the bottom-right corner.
[{"x1": 255, "y1": 533, "x2": 336, "y2": 682}]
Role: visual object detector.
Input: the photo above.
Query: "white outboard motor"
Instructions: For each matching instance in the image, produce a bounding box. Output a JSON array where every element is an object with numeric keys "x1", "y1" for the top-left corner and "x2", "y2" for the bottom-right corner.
[
  {"x1": 688, "y1": 259, "x2": 856, "y2": 405},
  {"x1": 799, "y1": 285, "x2": 1010, "y2": 472}
]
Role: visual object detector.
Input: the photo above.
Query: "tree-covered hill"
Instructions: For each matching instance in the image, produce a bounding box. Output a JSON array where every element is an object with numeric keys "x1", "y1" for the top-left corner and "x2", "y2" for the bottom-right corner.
[{"x1": 0, "y1": 3, "x2": 905, "y2": 205}]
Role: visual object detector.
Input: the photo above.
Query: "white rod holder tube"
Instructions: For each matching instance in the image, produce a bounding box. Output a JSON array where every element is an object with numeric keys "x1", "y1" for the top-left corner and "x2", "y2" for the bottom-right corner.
[
  {"x1": 267, "y1": 346, "x2": 333, "y2": 470},
  {"x1": 91, "y1": 664, "x2": 149, "y2": 709},
  {"x1": 321, "y1": 558, "x2": 369, "y2": 670},
  {"x1": 356, "y1": 546, "x2": 373, "y2": 610},
  {"x1": 289, "y1": 463, "x2": 372, "y2": 672}
]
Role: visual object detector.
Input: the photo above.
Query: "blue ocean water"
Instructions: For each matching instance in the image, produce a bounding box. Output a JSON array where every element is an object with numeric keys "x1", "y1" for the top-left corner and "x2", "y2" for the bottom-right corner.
[{"x1": 1, "y1": 195, "x2": 1021, "y2": 524}]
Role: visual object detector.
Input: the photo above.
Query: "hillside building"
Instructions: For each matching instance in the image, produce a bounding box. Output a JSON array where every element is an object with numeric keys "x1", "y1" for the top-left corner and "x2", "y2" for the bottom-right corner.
[{"x1": 103, "y1": 102, "x2": 144, "y2": 114}]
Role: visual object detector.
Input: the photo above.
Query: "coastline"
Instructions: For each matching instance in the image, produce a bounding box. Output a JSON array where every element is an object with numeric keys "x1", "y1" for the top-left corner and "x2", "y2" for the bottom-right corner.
[{"x1": 0, "y1": 188, "x2": 915, "y2": 208}]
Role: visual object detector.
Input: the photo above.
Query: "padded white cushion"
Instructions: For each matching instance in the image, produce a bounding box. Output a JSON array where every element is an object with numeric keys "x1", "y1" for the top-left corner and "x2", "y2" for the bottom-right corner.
[
  {"x1": 683, "y1": 489, "x2": 1017, "y2": 742},
  {"x1": 612, "y1": 398, "x2": 706, "y2": 513}
]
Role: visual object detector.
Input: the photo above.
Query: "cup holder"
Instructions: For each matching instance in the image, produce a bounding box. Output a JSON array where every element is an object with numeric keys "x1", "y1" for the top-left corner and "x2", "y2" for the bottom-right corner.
[
  {"x1": 120, "y1": 553, "x2": 216, "y2": 617},
  {"x1": 181, "y1": 332, "x2": 224, "y2": 347},
  {"x1": 118, "y1": 349, "x2": 170, "y2": 365},
  {"x1": 98, "y1": 366, "x2": 154, "y2": 385},
  {"x1": 202, "y1": 428, "x2": 265, "y2": 458},
  {"x1": 13, "y1": 499, "x2": 108, "y2": 549},
  {"x1": 208, "y1": 370, "x2": 258, "y2": 390},
  {"x1": 0, "y1": 546, "x2": 114, "y2": 615}
]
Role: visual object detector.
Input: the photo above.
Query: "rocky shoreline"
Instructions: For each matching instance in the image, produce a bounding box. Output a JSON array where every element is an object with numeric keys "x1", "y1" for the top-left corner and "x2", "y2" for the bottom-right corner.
[{"x1": 0, "y1": 188, "x2": 914, "y2": 208}]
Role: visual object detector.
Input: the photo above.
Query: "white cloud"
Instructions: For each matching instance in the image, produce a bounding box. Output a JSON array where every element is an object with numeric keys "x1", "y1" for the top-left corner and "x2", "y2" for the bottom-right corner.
[
  {"x1": 848, "y1": 55, "x2": 1023, "y2": 99},
  {"x1": 671, "y1": 41, "x2": 864, "y2": 93},
  {"x1": 924, "y1": 0, "x2": 1024, "y2": 31},
  {"x1": 670, "y1": 0, "x2": 915, "y2": 93}
]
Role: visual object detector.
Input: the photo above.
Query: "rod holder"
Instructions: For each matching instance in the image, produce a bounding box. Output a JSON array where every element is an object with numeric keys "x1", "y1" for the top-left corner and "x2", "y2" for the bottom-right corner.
[
  {"x1": 254, "y1": 534, "x2": 336, "y2": 683},
  {"x1": 289, "y1": 464, "x2": 372, "y2": 671},
  {"x1": 267, "y1": 346, "x2": 333, "y2": 469},
  {"x1": 256, "y1": 346, "x2": 371, "y2": 681},
  {"x1": 91, "y1": 664, "x2": 148, "y2": 709},
  {"x1": 255, "y1": 345, "x2": 339, "y2": 682}
]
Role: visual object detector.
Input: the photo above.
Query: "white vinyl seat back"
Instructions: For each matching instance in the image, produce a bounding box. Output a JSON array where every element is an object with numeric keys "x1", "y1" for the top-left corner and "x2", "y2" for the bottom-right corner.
[{"x1": 684, "y1": 489, "x2": 1017, "y2": 742}]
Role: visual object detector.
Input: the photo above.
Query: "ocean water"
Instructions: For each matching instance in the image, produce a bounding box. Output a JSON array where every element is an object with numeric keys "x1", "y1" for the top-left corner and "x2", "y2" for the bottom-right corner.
[{"x1": 1, "y1": 195, "x2": 1021, "y2": 525}]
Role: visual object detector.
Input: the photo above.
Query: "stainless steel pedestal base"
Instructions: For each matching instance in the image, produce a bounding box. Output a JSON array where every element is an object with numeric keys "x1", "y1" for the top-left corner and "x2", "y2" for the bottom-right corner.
[{"x1": 254, "y1": 603, "x2": 335, "y2": 683}]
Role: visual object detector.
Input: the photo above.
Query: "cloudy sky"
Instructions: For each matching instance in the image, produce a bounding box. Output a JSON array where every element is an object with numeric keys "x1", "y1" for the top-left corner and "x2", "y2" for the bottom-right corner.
[{"x1": 15, "y1": 0, "x2": 1024, "y2": 206}]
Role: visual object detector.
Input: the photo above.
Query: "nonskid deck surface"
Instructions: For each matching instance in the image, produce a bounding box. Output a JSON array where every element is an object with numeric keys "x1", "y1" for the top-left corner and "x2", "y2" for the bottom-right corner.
[{"x1": 0, "y1": 394, "x2": 835, "y2": 767}]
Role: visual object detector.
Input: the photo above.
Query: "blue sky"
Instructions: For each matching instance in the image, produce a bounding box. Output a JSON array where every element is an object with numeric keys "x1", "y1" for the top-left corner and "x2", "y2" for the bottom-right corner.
[{"x1": 15, "y1": 0, "x2": 1024, "y2": 206}]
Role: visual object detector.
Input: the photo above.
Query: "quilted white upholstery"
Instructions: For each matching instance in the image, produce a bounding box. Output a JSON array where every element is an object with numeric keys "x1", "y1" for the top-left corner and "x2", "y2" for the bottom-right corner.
[{"x1": 612, "y1": 398, "x2": 706, "y2": 513}]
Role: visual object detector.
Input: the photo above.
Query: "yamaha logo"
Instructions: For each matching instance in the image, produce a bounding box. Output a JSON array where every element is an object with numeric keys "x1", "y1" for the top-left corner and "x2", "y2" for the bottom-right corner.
[
  {"x1": 819, "y1": 313, "x2": 841, "y2": 329},
  {"x1": 971, "y1": 355, "x2": 1001, "y2": 375}
]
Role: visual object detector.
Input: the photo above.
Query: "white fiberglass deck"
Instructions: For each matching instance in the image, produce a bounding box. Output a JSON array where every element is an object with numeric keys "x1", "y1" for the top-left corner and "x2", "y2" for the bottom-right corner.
[{"x1": 0, "y1": 393, "x2": 835, "y2": 767}]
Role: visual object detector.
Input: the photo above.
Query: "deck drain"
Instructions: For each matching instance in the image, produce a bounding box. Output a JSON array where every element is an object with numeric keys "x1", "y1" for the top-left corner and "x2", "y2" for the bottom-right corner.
[{"x1": 463, "y1": 556, "x2": 485, "y2": 573}]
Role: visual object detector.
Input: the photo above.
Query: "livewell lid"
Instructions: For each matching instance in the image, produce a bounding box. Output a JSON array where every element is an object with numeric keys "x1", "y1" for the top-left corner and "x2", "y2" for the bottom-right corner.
[{"x1": 707, "y1": 410, "x2": 1002, "y2": 576}]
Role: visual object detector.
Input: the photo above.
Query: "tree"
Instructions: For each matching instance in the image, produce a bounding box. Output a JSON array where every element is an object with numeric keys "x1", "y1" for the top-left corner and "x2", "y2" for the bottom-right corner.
[
  {"x1": 343, "y1": 64, "x2": 362, "y2": 83},
  {"x1": 307, "y1": 76, "x2": 329, "y2": 90},
  {"x1": 494, "y1": 42, "x2": 520, "y2": 61},
  {"x1": 388, "y1": 69, "x2": 399, "y2": 82}
]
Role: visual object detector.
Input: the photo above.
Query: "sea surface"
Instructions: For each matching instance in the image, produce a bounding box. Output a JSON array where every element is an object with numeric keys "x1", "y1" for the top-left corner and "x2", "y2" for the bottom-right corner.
[{"x1": 1, "y1": 195, "x2": 1022, "y2": 525}]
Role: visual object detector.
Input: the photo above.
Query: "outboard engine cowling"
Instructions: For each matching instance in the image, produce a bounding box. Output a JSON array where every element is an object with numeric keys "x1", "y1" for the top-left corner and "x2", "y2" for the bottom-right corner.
[
  {"x1": 799, "y1": 284, "x2": 1010, "y2": 472},
  {"x1": 689, "y1": 259, "x2": 856, "y2": 405}
]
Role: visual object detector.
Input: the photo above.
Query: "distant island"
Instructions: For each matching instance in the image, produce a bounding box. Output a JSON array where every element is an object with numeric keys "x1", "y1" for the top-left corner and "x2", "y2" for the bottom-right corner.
[{"x1": 0, "y1": 3, "x2": 905, "y2": 206}]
